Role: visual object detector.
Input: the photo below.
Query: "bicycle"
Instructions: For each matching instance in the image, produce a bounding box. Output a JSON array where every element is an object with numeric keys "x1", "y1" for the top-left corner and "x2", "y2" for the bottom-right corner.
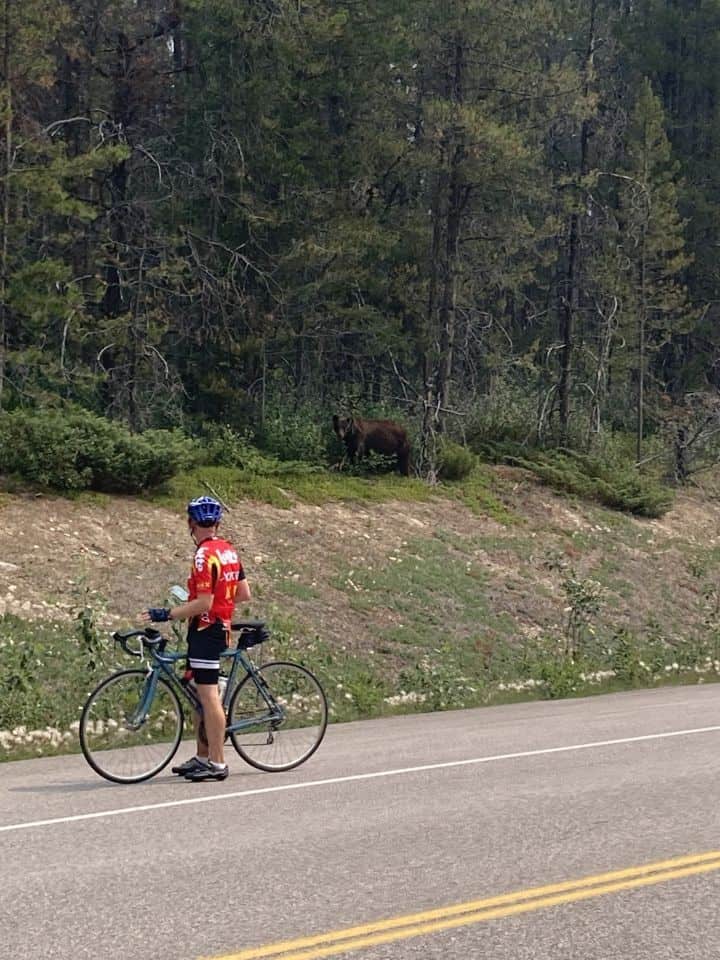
[{"x1": 79, "y1": 620, "x2": 328, "y2": 784}]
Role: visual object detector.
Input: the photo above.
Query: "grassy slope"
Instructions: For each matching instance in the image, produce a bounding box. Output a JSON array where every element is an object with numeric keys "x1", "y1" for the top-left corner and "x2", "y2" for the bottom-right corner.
[{"x1": 3, "y1": 462, "x2": 720, "y2": 759}]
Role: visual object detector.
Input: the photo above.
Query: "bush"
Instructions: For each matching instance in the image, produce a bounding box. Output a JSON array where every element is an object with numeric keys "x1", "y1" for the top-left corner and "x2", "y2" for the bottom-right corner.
[
  {"x1": 436, "y1": 439, "x2": 476, "y2": 481},
  {"x1": 463, "y1": 383, "x2": 540, "y2": 446},
  {"x1": 475, "y1": 439, "x2": 673, "y2": 517},
  {"x1": 0, "y1": 408, "x2": 193, "y2": 493},
  {"x1": 256, "y1": 403, "x2": 331, "y2": 464},
  {"x1": 194, "y1": 423, "x2": 265, "y2": 470},
  {"x1": 88, "y1": 427, "x2": 193, "y2": 492}
]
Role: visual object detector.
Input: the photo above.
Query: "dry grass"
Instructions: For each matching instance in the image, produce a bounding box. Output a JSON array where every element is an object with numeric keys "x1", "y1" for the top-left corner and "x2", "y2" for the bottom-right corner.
[{"x1": 2, "y1": 467, "x2": 720, "y2": 656}]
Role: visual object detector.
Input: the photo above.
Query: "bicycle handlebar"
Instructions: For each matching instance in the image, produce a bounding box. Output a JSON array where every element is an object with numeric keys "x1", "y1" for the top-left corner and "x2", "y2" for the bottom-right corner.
[
  {"x1": 112, "y1": 628, "x2": 167, "y2": 658},
  {"x1": 111, "y1": 622, "x2": 268, "y2": 659}
]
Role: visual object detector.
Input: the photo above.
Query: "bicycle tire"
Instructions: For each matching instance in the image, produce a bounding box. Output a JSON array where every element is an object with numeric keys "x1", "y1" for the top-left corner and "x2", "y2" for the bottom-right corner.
[
  {"x1": 228, "y1": 661, "x2": 328, "y2": 772},
  {"x1": 80, "y1": 669, "x2": 184, "y2": 783}
]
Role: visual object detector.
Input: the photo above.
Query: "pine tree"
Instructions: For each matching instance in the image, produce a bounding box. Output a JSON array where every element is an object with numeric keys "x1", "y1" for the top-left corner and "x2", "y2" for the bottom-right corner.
[
  {"x1": 376, "y1": 0, "x2": 567, "y2": 464},
  {"x1": 0, "y1": 0, "x2": 129, "y2": 408},
  {"x1": 617, "y1": 76, "x2": 689, "y2": 459}
]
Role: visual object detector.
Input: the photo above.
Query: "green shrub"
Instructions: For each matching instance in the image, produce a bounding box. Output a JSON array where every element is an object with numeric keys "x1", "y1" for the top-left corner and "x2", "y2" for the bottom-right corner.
[
  {"x1": 0, "y1": 409, "x2": 88, "y2": 489},
  {"x1": 536, "y1": 653, "x2": 586, "y2": 699},
  {"x1": 195, "y1": 423, "x2": 262, "y2": 469},
  {"x1": 464, "y1": 383, "x2": 540, "y2": 446},
  {"x1": 0, "y1": 408, "x2": 193, "y2": 493},
  {"x1": 88, "y1": 427, "x2": 192, "y2": 492},
  {"x1": 610, "y1": 629, "x2": 652, "y2": 686},
  {"x1": 436, "y1": 439, "x2": 476, "y2": 481},
  {"x1": 256, "y1": 403, "x2": 330, "y2": 464},
  {"x1": 475, "y1": 439, "x2": 673, "y2": 517}
]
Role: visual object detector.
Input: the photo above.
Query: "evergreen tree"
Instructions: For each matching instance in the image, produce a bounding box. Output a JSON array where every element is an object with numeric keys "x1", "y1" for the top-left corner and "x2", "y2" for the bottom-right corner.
[
  {"x1": 620, "y1": 0, "x2": 720, "y2": 393},
  {"x1": 0, "y1": 0, "x2": 128, "y2": 409},
  {"x1": 617, "y1": 76, "x2": 689, "y2": 458}
]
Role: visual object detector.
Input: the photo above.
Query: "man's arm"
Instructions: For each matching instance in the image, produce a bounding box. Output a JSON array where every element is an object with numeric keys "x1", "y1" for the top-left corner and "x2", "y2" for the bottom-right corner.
[
  {"x1": 168, "y1": 593, "x2": 213, "y2": 621},
  {"x1": 139, "y1": 593, "x2": 212, "y2": 624}
]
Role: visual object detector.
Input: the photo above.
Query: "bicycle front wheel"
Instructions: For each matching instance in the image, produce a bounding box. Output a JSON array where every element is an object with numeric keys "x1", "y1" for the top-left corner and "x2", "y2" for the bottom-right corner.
[
  {"x1": 228, "y1": 661, "x2": 328, "y2": 772},
  {"x1": 80, "y1": 669, "x2": 184, "y2": 783}
]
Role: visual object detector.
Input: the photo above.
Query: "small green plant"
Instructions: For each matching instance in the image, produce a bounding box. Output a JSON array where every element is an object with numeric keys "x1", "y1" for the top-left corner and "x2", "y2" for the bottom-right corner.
[
  {"x1": 512, "y1": 635, "x2": 589, "y2": 699},
  {"x1": 69, "y1": 577, "x2": 111, "y2": 672},
  {"x1": 75, "y1": 604, "x2": 108, "y2": 673},
  {"x1": 397, "y1": 643, "x2": 485, "y2": 711},
  {"x1": 537, "y1": 652, "x2": 586, "y2": 699},
  {"x1": 562, "y1": 575, "x2": 604, "y2": 658},
  {"x1": 545, "y1": 554, "x2": 605, "y2": 659},
  {"x1": 436, "y1": 439, "x2": 476, "y2": 481},
  {"x1": 609, "y1": 629, "x2": 650, "y2": 685},
  {"x1": 341, "y1": 668, "x2": 388, "y2": 714}
]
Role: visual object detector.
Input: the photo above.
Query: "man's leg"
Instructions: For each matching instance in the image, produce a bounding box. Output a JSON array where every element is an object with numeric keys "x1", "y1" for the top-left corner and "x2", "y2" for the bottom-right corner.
[
  {"x1": 194, "y1": 709, "x2": 208, "y2": 759},
  {"x1": 194, "y1": 682, "x2": 226, "y2": 765},
  {"x1": 184, "y1": 622, "x2": 229, "y2": 779}
]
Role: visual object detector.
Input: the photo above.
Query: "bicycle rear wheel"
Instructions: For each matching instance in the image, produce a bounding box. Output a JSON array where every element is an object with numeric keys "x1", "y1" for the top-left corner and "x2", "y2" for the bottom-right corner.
[
  {"x1": 80, "y1": 669, "x2": 184, "y2": 783},
  {"x1": 228, "y1": 661, "x2": 327, "y2": 772}
]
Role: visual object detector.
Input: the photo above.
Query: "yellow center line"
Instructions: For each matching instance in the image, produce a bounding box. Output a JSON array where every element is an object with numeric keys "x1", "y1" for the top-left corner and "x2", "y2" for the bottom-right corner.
[{"x1": 203, "y1": 851, "x2": 720, "y2": 960}]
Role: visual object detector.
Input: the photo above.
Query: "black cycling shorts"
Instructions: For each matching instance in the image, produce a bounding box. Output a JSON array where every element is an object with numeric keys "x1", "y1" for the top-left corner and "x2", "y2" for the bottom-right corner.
[{"x1": 187, "y1": 620, "x2": 229, "y2": 685}]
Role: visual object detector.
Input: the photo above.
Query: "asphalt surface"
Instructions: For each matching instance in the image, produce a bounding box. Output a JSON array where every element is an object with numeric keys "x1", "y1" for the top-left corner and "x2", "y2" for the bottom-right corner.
[{"x1": 2, "y1": 685, "x2": 720, "y2": 960}]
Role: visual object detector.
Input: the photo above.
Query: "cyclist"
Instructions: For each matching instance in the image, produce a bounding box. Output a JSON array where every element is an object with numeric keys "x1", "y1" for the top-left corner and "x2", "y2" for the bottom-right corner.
[{"x1": 140, "y1": 495, "x2": 251, "y2": 781}]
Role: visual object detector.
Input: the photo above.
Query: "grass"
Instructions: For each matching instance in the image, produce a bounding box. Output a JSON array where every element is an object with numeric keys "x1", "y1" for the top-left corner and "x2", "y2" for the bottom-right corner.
[
  {"x1": 155, "y1": 459, "x2": 518, "y2": 529},
  {"x1": 266, "y1": 562, "x2": 320, "y2": 601},
  {"x1": 331, "y1": 529, "x2": 537, "y2": 654},
  {"x1": 0, "y1": 612, "x2": 120, "y2": 758},
  {"x1": 157, "y1": 464, "x2": 436, "y2": 512},
  {"x1": 5, "y1": 594, "x2": 720, "y2": 761},
  {"x1": 334, "y1": 534, "x2": 515, "y2": 646},
  {"x1": 6, "y1": 445, "x2": 720, "y2": 762},
  {"x1": 468, "y1": 532, "x2": 536, "y2": 559},
  {"x1": 64, "y1": 490, "x2": 112, "y2": 508},
  {"x1": 446, "y1": 465, "x2": 517, "y2": 524}
]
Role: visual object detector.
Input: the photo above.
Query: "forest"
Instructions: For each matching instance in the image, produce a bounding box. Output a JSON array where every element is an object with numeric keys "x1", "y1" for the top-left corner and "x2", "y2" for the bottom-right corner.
[{"x1": 2, "y1": 0, "x2": 720, "y2": 482}]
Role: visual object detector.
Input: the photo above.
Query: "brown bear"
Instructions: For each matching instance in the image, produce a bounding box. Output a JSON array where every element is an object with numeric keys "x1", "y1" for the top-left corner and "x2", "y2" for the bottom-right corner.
[{"x1": 332, "y1": 415, "x2": 410, "y2": 476}]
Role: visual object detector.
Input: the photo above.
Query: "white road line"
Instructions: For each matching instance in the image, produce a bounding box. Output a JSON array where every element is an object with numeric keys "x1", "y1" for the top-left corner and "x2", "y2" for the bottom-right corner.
[{"x1": 2, "y1": 723, "x2": 719, "y2": 835}]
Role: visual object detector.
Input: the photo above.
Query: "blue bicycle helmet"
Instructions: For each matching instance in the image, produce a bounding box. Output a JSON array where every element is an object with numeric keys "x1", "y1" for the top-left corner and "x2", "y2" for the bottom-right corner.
[{"x1": 187, "y1": 496, "x2": 223, "y2": 525}]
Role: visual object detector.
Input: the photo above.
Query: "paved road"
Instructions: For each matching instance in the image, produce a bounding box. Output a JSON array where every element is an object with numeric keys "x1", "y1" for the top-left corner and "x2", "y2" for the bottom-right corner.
[{"x1": 2, "y1": 685, "x2": 720, "y2": 960}]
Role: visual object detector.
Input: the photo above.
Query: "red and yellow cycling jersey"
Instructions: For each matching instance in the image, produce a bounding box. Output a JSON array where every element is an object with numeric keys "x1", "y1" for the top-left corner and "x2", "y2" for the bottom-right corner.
[{"x1": 187, "y1": 536, "x2": 245, "y2": 630}]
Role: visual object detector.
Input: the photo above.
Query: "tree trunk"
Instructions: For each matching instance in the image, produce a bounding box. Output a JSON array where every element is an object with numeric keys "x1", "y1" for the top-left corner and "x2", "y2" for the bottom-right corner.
[
  {"x1": 421, "y1": 30, "x2": 466, "y2": 468},
  {"x1": 436, "y1": 143, "x2": 464, "y2": 423},
  {"x1": 558, "y1": 0, "x2": 597, "y2": 442},
  {"x1": 558, "y1": 210, "x2": 580, "y2": 439},
  {"x1": 590, "y1": 296, "x2": 618, "y2": 437},
  {"x1": 0, "y1": 0, "x2": 11, "y2": 410},
  {"x1": 636, "y1": 229, "x2": 647, "y2": 461}
]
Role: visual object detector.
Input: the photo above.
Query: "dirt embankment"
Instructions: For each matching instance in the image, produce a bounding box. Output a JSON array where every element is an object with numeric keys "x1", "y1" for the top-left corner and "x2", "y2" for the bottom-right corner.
[{"x1": 3, "y1": 471, "x2": 720, "y2": 652}]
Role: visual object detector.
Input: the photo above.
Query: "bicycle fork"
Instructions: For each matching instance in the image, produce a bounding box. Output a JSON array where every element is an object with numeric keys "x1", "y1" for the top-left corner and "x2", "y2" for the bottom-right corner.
[
  {"x1": 254, "y1": 673, "x2": 285, "y2": 743},
  {"x1": 125, "y1": 668, "x2": 158, "y2": 729}
]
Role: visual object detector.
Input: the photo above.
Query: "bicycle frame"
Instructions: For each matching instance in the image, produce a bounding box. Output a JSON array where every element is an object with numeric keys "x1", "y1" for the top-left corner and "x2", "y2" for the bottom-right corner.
[
  {"x1": 139, "y1": 644, "x2": 285, "y2": 735},
  {"x1": 82, "y1": 624, "x2": 327, "y2": 783}
]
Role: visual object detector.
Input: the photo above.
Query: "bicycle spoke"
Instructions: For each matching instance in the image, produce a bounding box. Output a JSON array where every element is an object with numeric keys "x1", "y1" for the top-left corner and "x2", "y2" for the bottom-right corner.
[
  {"x1": 228, "y1": 661, "x2": 327, "y2": 772},
  {"x1": 80, "y1": 670, "x2": 184, "y2": 783}
]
